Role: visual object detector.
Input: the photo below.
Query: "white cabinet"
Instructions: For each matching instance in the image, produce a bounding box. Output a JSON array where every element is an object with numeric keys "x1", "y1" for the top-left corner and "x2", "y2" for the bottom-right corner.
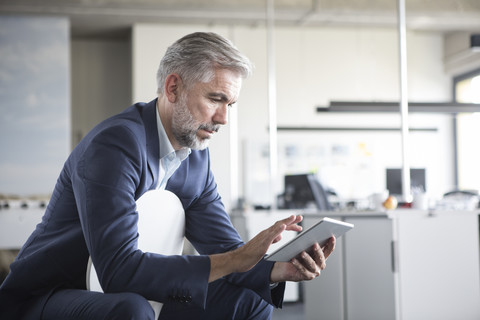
[
  {"x1": 303, "y1": 211, "x2": 480, "y2": 320},
  {"x1": 395, "y1": 211, "x2": 480, "y2": 320},
  {"x1": 304, "y1": 215, "x2": 396, "y2": 320},
  {"x1": 344, "y1": 217, "x2": 397, "y2": 319}
]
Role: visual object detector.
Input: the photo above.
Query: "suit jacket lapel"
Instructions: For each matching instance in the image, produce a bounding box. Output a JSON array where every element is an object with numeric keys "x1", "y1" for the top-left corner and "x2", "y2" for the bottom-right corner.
[{"x1": 142, "y1": 99, "x2": 160, "y2": 190}]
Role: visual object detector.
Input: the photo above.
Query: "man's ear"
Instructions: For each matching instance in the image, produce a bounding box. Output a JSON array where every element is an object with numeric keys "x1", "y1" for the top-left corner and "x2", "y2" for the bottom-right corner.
[{"x1": 164, "y1": 74, "x2": 182, "y2": 103}]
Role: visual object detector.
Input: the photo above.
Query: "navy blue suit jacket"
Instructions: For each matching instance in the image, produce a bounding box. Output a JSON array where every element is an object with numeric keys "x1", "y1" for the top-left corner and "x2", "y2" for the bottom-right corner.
[{"x1": 0, "y1": 99, "x2": 285, "y2": 319}]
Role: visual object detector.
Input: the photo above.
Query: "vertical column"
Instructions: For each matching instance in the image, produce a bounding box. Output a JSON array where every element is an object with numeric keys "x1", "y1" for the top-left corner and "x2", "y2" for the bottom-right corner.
[
  {"x1": 267, "y1": 0, "x2": 278, "y2": 209},
  {"x1": 397, "y1": 0, "x2": 411, "y2": 203}
]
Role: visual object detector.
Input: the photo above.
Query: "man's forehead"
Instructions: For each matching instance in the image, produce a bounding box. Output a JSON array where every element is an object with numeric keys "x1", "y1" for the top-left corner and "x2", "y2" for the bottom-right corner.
[{"x1": 203, "y1": 72, "x2": 242, "y2": 100}]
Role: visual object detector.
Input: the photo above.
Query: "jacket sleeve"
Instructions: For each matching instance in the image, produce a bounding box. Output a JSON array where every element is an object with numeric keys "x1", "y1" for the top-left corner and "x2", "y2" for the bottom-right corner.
[
  {"x1": 175, "y1": 149, "x2": 286, "y2": 307},
  {"x1": 73, "y1": 124, "x2": 210, "y2": 308}
]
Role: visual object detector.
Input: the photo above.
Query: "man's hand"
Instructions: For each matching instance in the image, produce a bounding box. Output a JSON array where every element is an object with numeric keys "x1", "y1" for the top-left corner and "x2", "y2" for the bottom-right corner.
[
  {"x1": 208, "y1": 215, "x2": 303, "y2": 283},
  {"x1": 270, "y1": 237, "x2": 336, "y2": 283}
]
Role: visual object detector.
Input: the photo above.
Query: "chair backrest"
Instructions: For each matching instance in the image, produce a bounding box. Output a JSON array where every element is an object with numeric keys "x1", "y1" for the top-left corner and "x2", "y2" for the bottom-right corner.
[{"x1": 86, "y1": 189, "x2": 186, "y2": 319}]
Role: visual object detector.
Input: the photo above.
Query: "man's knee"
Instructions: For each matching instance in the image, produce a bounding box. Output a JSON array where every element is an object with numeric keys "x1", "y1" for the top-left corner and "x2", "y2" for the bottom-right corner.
[{"x1": 108, "y1": 292, "x2": 155, "y2": 320}]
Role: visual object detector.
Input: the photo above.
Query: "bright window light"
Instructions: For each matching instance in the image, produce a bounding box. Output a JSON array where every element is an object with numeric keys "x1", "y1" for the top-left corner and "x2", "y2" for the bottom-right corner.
[
  {"x1": 457, "y1": 75, "x2": 480, "y2": 103},
  {"x1": 471, "y1": 75, "x2": 480, "y2": 103},
  {"x1": 456, "y1": 72, "x2": 480, "y2": 191}
]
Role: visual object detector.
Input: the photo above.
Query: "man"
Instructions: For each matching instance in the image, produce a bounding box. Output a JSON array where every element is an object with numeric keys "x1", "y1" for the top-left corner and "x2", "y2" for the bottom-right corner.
[{"x1": 0, "y1": 32, "x2": 335, "y2": 319}]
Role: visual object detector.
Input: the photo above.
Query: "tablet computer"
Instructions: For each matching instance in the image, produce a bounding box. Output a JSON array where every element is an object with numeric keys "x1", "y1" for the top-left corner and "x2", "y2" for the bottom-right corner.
[{"x1": 264, "y1": 217, "x2": 354, "y2": 262}]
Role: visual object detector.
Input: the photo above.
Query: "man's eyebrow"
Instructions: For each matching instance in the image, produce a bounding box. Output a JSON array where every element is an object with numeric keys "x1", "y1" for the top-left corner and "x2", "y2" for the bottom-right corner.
[{"x1": 208, "y1": 92, "x2": 237, "y2": 104}]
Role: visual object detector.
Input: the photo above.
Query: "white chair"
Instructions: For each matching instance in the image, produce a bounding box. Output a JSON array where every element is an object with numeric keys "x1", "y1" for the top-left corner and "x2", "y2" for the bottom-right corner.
[{"x1": 86, "y1": 189, "x2": 186, "y2": 319}]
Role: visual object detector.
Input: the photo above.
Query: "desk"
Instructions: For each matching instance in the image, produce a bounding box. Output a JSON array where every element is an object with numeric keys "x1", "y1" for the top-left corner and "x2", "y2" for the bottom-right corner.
[
  {"x1": 233, "y1": 209, "x2": 480, "y2": 320},
  {"x1": 306, "y1": 209, "x2": 480, "y2": 320}
]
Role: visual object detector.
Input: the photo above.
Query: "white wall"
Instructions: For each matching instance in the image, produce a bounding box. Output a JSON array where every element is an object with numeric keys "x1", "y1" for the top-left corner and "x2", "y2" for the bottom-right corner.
[
  {"x1": 71, "y1": 38, "x2": 132, "y2": 147},
  {"x1": 233, "y1": 26, "x2": 453, "y2": 204},
  {"x1": 131, "y1": 23, "x2": 454, "y2": 209}
]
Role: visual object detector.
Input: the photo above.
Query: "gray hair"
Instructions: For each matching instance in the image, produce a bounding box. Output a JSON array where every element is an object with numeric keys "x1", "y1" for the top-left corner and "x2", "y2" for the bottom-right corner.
[{"x1": 156, "y1": 32, "x2": 253, "y2": 94}]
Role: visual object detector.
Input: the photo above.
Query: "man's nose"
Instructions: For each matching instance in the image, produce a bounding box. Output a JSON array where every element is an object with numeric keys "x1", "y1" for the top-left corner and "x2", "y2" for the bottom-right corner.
[{"x1": 213, "y1": 104, "x2": 228, "y2": 125}]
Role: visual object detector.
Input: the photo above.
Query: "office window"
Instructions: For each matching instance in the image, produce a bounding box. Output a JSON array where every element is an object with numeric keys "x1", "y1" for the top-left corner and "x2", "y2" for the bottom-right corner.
[
  {"x1": 455, "y1": 69, "x2": 480, "y2": 191},
  {"x1": 456, "y1": 74, "x2": 480, "y2": 103}
]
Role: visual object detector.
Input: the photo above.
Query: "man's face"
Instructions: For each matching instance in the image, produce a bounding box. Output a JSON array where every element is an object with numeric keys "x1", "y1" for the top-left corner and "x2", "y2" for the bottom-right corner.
[{"x1": 171, "y1": 69, "x2": 242, "y2": 150}]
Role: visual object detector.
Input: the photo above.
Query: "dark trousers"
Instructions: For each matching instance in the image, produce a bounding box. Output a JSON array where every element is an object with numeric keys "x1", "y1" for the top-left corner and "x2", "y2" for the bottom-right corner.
[{"x1": 41, "y1": 279, "x2": 273, "y2": 320}]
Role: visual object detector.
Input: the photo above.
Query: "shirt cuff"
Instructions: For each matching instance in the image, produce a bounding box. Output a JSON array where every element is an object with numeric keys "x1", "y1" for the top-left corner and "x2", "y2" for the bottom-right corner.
[{"x1": 270, "y1": 282, "x2": 279, "y2": 289}]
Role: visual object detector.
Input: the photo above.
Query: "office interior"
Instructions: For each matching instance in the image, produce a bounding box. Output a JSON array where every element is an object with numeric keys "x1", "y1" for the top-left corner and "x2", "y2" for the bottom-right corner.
[{"x1": 1, "y1": 0, "x2": 480, "y2": 319}]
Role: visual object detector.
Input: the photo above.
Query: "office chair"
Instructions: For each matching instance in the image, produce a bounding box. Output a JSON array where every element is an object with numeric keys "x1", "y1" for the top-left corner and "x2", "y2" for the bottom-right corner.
[
  {"x1": 86, "y1": 189, "x2": 186, "y2": 319},
  {"x1": 441, "y1": 189, "x2": 480, "y2": 210},
  {"x1": 309, "y1": 177, "x2": 333, "y2": 211}
]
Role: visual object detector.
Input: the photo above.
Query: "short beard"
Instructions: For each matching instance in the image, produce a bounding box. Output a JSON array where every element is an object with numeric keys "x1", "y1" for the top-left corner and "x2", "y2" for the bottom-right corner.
[{"x1": 171, "y1": 93, "x2": 220, "y2": 150}]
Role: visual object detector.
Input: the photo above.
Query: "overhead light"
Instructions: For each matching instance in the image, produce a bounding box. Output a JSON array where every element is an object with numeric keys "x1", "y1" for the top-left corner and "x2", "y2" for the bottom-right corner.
[{"x1": 316, "y1": 101, "x2": 480, "y2": 113}]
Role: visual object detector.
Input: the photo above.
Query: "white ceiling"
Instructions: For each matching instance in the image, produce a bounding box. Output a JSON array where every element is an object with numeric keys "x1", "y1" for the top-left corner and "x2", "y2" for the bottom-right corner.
[{"x1": 1, "y1": 0, "x2": 480, "y2": 36}]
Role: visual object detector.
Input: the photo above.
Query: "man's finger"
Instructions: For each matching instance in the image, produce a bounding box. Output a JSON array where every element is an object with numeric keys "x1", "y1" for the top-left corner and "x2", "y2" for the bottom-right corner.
[
  {"x1": 322, "y1": 237, "x2": 336, "y2": 260},
  {"x1": 283, "y1": 215, "x2": 303, "y2": 232},
  {"x1": 271, "y1": 215, "x2": 301, "y2": 234},
  {"x1": 291, "y1": 258, "x2": 319, "y2": 281},
  {"x1": 264, "y1": 215, "x2": 304, "y2": 247},
  {"x1": 272, "y1": 234, "x2": 283, "y2": 244},
  {"x1": 311, "y1": 243, "x2": 327, "y2": 270},
  {"x1": 297, "y1": 251, "x2": 320, "y2": 274}
]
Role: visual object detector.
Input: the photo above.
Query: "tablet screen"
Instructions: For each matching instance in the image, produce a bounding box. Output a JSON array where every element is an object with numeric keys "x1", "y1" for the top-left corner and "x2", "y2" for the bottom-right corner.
[{"x1": 264, "y1": 217, "x2": 354, "y2": 262}]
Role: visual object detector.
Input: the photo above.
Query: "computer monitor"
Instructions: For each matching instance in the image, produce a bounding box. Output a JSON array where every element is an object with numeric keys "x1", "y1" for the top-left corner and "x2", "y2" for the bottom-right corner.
[
  {"x1": 386, "y1": 168, "x2": 426, "y2": 196},
  {"x1": 283, "y1": 174, "x2": 331, "y2": 210}
]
